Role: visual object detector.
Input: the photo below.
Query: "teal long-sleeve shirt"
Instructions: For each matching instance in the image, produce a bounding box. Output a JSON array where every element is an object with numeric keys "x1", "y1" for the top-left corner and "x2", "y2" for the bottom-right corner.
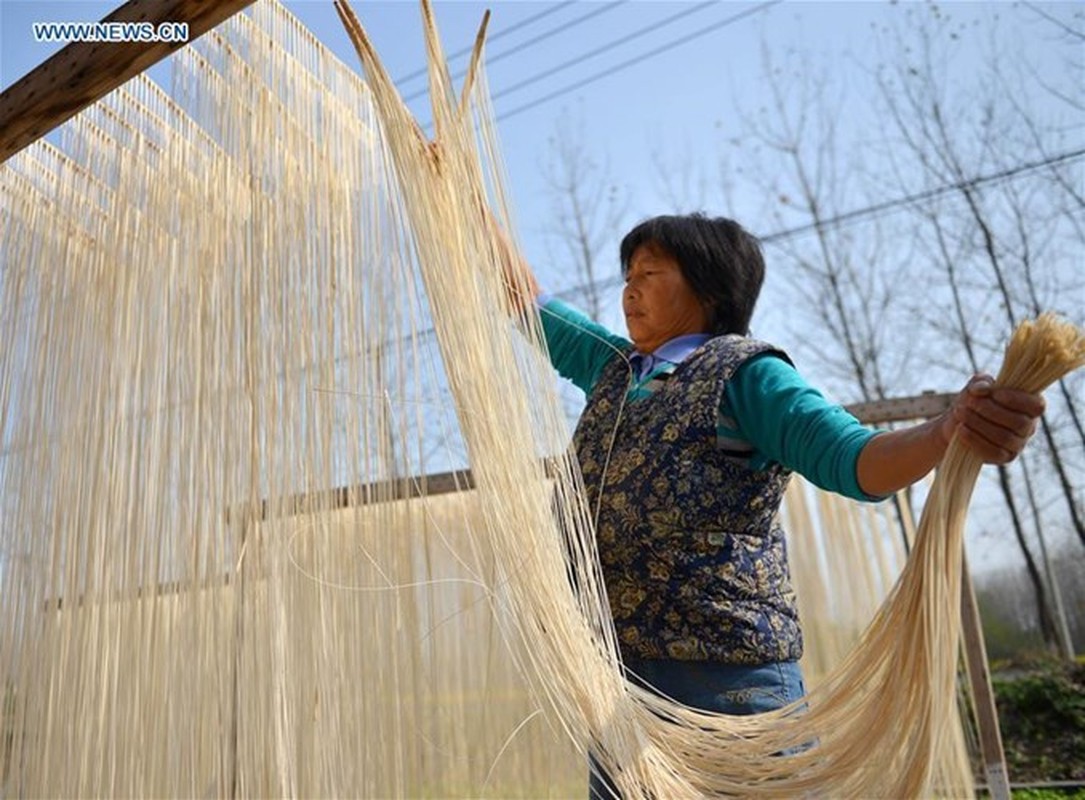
[{"x1": 538, "y1": 297, "x2": 880, "y2": 502}]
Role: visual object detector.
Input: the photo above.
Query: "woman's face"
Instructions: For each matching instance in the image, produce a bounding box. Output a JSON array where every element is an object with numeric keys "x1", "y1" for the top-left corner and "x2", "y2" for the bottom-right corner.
[{"x1": 622, "y1": 243, "x2": 711, "y2": 353}]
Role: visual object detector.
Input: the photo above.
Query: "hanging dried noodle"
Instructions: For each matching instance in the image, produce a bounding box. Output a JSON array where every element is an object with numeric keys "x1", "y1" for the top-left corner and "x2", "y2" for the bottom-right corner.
[{"x1": 333, "y1": 0, "x2": 1085, "y2": 795}]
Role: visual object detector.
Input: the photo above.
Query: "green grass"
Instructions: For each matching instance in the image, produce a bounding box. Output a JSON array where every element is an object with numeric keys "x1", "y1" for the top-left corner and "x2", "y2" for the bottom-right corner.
[{"x1": 992, "y1": 657, "x2": 1085, "y2": 787}]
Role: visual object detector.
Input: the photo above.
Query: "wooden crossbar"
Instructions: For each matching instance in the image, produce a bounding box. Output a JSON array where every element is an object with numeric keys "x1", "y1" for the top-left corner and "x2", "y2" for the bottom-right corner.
[{"x1": 845, "y1": 391, "x2": 955, "y2": 423}]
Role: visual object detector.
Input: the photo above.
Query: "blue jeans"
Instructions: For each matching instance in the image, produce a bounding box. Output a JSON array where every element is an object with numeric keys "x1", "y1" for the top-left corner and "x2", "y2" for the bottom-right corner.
[{"x1": 588, "y1": 658, "x2": 807, "y2": 799}]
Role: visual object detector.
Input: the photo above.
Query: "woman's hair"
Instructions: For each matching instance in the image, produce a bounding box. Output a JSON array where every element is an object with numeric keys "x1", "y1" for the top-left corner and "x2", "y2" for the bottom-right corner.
[{"x1": 619, "y1": 213, "x2": 765, "y2": 336}]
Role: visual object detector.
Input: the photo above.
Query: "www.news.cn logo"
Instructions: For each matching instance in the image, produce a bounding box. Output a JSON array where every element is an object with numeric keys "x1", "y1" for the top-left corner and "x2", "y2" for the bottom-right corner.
[{"x1": 32, "y1": 21, "x2": 190, "y2": 44}]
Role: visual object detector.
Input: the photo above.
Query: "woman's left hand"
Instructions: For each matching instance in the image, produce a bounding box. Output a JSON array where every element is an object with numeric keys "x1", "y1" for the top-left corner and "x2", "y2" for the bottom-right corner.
[{"x1": 943, "y1": 374, "x2": 1045, "y2": 464}]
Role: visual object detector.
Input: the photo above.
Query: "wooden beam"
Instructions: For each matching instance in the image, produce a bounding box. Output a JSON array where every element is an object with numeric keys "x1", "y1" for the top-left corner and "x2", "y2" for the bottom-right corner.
[
  {"x1": 960, "y1": 554, "x2": 1012, "y2": 800},
  {"x1": 232, "y1": 391, "x2": 959, "y2": 523},
  {"x1": 232, "y1": 468, "x2": 477, "y2": 524},
  {"x1": 0, "y1": 0, "x2": 256, "y2": 164},
  {"x1": 846, "y1": 391, "x2": 955, "y2": 425}
]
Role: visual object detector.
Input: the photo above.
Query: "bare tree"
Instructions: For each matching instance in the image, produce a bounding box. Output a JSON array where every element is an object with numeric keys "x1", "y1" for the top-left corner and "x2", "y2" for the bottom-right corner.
[
  {"x1": 715, "y1": 43, "x2": 933, "y2": 551},
  {"x1": 991, "y1": 26, "x2": 1085, "y2": 457},
  {"x1": 540, "y1": 110, "x2": 628, "y2": 322},
  {"x1": 905, "y1": 196, "x2": 1067, "y2": 653},
  {"x1": 733, "y1": 44, "x2": 913, "y2": 406},
  {"x1": 535, "y1": 110, "x2": 630, "y2": 428},
  {"x1": 873, "y1": 4, "x2": 1084, "y2": 651},
  {"x1": 1018, "y1": 2, "x2": 1085, "y2": 113},
  {"x1": 649, "y1": 135, "x2": 712, "y2": 211}
]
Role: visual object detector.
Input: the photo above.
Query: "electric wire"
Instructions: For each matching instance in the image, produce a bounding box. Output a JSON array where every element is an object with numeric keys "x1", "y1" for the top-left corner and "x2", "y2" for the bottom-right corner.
[
  {"x1": 403, "y1": 1, "x2": 628, "y2": 104},
  {"x1": 563, "y1": 146, "x2": 1085, "y2": 298},
  {"x1": 489, "y1": 1, "x2": 717, "y2": 103},
  {"x1": 296, "y1": 145, "x2": 1085, "y2": 351},
  {"x1": 494, "y1": 1, "x2": 783, "y2": 123},
  {"x1": 393, "y1": 1, "x2": 576, "y2": 87},
  {"x1": 415, "y1": 1, "x2": 777, "y2": 132}
]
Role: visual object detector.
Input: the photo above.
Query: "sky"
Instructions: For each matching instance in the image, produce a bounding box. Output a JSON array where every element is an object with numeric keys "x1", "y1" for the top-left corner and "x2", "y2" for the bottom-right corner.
[
  {"x1": 6, "y1": 0, "x2": 1076, "y2": 310},
  {"x1": 1, "y1": 0, "x2": 1082, "y2": 577}
]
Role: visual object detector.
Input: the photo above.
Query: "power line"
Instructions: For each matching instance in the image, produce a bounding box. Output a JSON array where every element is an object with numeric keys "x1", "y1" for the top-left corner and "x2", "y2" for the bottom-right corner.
[
  {"x1": 402, "y1": 1, "x2": 628, "y2": 104},
  {"x1": 553, "y1": 146, "x2": 1085, "y2": 299},
  {"x1": 760, "y1": 147, "x2": 1085, "y2": 244},
  {"x1": 394, "y1": 1, "x2": 576, "y2": 87},
  {"x1": 495, "y1": 1, "x2": 783, "y2": 123},
  {"x1": 417, "y1": 1, "x2": 777, "y2": 133},
  {"x1": 316, "y1": 147, "x2": 1085, "y2": 359},
  {"x1": 490, "y1": 1, "x2": 717, "y2": 103}
]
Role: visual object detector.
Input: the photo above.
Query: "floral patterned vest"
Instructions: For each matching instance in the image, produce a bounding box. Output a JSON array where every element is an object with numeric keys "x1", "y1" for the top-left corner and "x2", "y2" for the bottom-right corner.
[{"x1": 572, "y1": 335, "x2": 803, "y2": 664}]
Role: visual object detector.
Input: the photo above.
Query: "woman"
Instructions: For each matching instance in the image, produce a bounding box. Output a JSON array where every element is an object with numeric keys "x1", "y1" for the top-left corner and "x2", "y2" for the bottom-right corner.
[{"x1": 502, "y1": 213, "x2": 1043, "y2": 799}]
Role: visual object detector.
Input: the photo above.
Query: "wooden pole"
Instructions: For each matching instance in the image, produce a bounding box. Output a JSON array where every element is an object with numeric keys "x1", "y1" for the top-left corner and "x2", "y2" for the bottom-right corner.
[
  {"x1": 0, "y1": 0, "x2": 256, "y2": 164},
  {"x1": 960, "y1": 553, "x2": 1012, "y2": 800},
  {"x1": 845, "y1": 391, "x2": 954, "y2": 423}
]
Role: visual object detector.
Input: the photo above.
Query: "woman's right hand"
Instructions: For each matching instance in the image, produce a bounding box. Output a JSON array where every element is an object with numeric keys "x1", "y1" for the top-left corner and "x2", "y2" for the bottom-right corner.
[{"x1": 483, "y1": 207, "x2": 541, "y2": 314}]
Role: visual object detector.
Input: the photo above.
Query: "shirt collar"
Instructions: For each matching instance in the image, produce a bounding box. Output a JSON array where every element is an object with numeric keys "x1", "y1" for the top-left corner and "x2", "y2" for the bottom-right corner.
[
  {"x1": 631, "y1": 333, "x2": 712, "y2": 378},
  {"x1": 635, "y1": 333, "x2": 712, "y2": 363}
]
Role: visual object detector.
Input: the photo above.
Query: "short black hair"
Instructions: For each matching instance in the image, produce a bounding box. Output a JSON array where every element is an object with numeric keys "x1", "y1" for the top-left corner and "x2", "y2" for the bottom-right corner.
[{"x1": 619, "y1": 213, "x2": 765, "y2": 336}]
